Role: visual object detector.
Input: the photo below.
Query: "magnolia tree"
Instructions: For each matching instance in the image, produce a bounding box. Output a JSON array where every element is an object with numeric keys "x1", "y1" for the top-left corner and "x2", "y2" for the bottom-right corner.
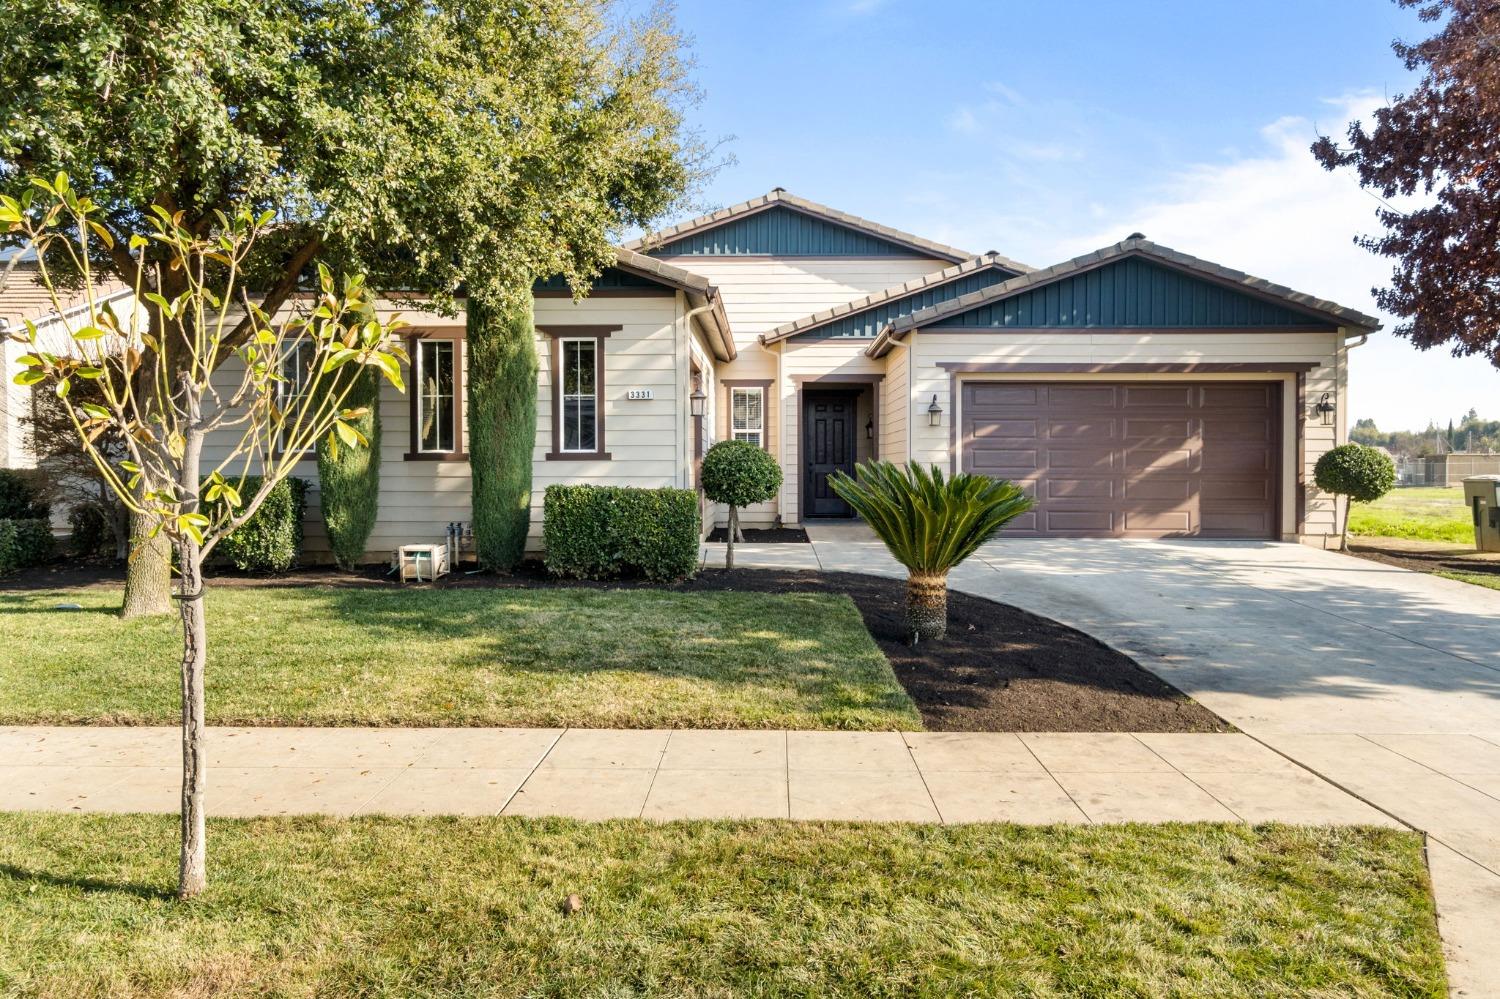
[{"x1": 4, "y1": 176, "x2": 406, "y2": 898}]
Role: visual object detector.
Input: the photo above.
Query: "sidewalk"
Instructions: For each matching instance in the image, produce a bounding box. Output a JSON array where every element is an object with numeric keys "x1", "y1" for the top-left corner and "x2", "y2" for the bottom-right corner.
[{"x1": 0, "y1": 726, "x2": 1397, "y2": 825}]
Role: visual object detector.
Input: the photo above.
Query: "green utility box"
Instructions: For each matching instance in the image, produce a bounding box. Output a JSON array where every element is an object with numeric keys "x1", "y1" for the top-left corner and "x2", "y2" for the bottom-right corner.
[{"x1": 1463, "y1": 475, "x2": 1500, "y2": 552}]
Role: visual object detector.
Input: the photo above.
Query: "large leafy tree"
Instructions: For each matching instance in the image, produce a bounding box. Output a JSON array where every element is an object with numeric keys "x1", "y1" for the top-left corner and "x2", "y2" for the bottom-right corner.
[
  {"x1": 1312, "y1": 0, "x2": 1500, "y2": 368},
  {"x1": 0, "y1": 0, "x2": 701, "y2": 614}
]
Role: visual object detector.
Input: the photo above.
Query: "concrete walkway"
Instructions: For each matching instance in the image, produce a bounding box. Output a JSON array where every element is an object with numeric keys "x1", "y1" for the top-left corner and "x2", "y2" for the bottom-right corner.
[
  {"x1": 707, "y1": 531, "x2": 1500, "y2": 996},
  {"x1": 1, "y1": 726, "x2": 1400, "y2": 825}
]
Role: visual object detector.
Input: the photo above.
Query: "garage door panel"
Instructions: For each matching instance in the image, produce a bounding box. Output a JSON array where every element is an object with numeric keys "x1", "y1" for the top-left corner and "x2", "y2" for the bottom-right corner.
[
  {"x1": 1047, "y1": 419, "x2": 1116, "y2": 441},
  {"x1": 961, "y1": 379, "x2": 1279, "y2": 539},
  {"x1": 1047, "y1": 478, "x2": 1115, "y2": 499},
  {"x1": 1046, "y1": 385, "x2": 1118, "y2": 408}
]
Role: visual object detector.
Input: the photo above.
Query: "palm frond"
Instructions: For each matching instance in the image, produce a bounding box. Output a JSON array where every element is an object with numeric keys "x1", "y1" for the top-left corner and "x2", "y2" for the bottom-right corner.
[{"x1": 828, "y1": 461, "x2": 1032, "y2": 574}]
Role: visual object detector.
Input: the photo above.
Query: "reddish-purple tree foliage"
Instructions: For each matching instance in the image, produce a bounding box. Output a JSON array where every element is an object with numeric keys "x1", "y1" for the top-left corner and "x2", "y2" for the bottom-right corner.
[{"x1": 1312, "y1": 0, "x2": 1500, "y2": 367}]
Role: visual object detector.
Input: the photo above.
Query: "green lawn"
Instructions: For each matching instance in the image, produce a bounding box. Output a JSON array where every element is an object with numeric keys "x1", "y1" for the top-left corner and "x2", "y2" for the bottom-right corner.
[
  {"x1": 1349, "y1": 486, "x2": 1473, "y2": 543},
  {"x1": 0, "y1": 813, "x2": 1444, "y2": 998},
  {"x1": 1435, "y1": 570, "x2": 1500, "y2": 592},
  {"x1": 0, "y1": 586, "x2": 919, "y2": 730}
]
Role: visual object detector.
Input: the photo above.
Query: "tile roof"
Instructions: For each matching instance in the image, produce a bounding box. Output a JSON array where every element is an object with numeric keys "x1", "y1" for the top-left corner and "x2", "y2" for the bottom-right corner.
[
  {"x1": 0, "y1": 262, "x2": 129, "y2": 328},
  {"x1": 624, "y1": 188, "x2": 977, "y2": 263},
  {"x1": 865, "y1": 236, "x2": 1383, "y2": 357},
  {"x1": 611, "y1": 247, "x2": 736, "y2": 361},
  {"x1": 759, "y1": 251, "x2": 1033, "y2": 346}
]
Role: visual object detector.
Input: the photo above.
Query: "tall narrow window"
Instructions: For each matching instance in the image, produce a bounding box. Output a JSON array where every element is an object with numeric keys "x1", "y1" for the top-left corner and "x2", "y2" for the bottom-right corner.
[
  {"x1": 416, "y1": 339, "x2": 456, "y2": 453},
  {"x1": 731, "y1": 386, "x2": 764, "y2": 448},
  {"x1": 560, "y1": 338, "x2": 598, "y2": 453},
  {"x1": 277, "y1": 340, "x2": 316, "y2": 453}
]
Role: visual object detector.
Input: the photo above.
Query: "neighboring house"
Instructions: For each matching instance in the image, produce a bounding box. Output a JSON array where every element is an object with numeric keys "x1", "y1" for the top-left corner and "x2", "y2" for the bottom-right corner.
[
  {"x1": 13, "y1": 189, "x2": 1383, "y2": 558},
  {"x1": 0, "y1": 252, "x2": 134, "y2": 471}
]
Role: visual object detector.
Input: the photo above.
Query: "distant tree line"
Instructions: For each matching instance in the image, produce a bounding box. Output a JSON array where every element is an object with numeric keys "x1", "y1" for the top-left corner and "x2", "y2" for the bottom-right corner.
[{"x1": 1351, "y1": 409, "x2": 1500, "y2": 457}]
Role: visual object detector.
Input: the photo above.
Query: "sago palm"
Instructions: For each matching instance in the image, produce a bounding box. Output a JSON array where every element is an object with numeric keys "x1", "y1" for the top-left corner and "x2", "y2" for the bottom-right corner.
[{"x1": 829, "y1": 461, "x2": 1033, "y2": 643}]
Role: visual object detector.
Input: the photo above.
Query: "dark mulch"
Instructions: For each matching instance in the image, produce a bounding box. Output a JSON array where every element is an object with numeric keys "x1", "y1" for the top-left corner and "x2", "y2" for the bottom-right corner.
[
  {"x1": 6, "y1": 559, "x2": 1227, "y2": 733},
  {"x1": 705, "y1": 526, "x2": 809, "y2": 544},
  {"x1": 1347, "y1": 540, "x2": 1500, "y2": 581}
]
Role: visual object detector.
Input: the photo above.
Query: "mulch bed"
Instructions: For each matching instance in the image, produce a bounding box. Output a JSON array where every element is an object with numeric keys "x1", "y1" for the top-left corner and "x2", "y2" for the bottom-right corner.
[
  {"x1": 1347, "y1": 539, "x2": 1500, "y2": 582},
  {"x1": 7, "y1": 559, "x2": 1228, "y2": 733},
  {"x1": 705, "y1": 526, "x2": 809, "y2": 544}
]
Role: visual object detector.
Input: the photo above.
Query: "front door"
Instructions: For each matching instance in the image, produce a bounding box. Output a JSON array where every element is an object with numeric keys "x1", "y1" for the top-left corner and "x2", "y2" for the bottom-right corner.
[{"x1": 803, "y1": 392, "x2": 857, "y2": 517}]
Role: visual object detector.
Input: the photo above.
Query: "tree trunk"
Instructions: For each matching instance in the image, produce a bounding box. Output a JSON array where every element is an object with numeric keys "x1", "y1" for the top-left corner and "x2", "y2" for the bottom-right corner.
[
  {"x1": 176, "y1": 538, "x2": 208, "y2": 899},
  {"x1": 121, "y1": 509, "x2": 173, "y2": 617},
  {"x1": 905, "y1": 572, "x2": 948, "y2": 643},
  {"x1": 176, "y1": 377, "x2": 208, "y2": 900},
  {"x1": 110, "y1": 502, "x2": 130, "y2": 562},
  {"x1": 726, "y1": 505, "x2": 738, "y2": 570},
  {"x1": 1340, "y1": 498, "x2": 1350, "y2": 552}
]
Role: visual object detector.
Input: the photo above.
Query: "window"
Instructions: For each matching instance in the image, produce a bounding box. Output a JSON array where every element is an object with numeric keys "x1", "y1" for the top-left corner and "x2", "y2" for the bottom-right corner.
[
  {"x1": 731, "y1": 386, "x2": 764, "y2": 448},
  {"x1": 276, "y1": 340, "x2": 316, "y2": 453},
  {"x1": 545, "y1": 326, "x2": 614, "y2": 460},
  {"x1": 559, "y1": 338, "x2": 598, "y2": 453},
  {"x1": 415, "y1": 338, "x2": 457, "y2": 454}
]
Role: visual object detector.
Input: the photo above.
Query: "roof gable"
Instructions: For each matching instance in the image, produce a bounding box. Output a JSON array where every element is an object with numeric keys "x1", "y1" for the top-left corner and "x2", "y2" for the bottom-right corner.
[
  {"x1": 627, "y1": 189, "x2": 974, "y2": 262},
  {"x1": 760, "y1": 252, "x2": 1027, "y2": 344},
  {"x1": 931, "y1": 255, "x2": 1336, "y2": 330},
  {"x1": 532, "y1": 267, "x2": 663, "y2": 294}
]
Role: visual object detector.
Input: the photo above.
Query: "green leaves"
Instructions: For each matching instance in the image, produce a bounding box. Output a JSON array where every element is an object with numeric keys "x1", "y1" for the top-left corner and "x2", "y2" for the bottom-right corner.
[{"x1": 828, "y1": 462, "x2": 1033, "y2": 576}]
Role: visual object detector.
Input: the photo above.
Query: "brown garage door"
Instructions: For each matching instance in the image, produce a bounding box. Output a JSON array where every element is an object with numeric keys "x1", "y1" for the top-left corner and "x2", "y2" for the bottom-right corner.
[{"x1": 961, "y1": 381, "x2": 1280, "y2": 538}]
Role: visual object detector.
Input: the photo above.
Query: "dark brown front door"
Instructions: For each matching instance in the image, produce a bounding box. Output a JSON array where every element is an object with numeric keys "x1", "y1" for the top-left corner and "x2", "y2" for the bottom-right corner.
[
  {"x1": 803, "y1": 392, "x2": 857, "y2": 517},
  {"x1": 961, "y1": 380, "x2": 1280, "y2": 538}
]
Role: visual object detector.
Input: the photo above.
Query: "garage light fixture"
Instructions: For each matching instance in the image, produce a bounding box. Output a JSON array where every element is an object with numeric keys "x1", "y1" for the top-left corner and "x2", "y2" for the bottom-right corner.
[
  {"x1": 1315, "y1": 392, "x2": 1335, "y2": 426},
  {"x1": 927, "y1": 393, "x2": 942, "y2": 427}
]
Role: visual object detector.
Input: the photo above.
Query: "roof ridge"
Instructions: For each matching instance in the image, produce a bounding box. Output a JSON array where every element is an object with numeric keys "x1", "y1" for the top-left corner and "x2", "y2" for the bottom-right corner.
[
  {"x1": 758, "y1": 250, "x2": 1032, "y2": 346},
  {"x1": 623, "y1": 189, "x2": 977, "y2": 263}
]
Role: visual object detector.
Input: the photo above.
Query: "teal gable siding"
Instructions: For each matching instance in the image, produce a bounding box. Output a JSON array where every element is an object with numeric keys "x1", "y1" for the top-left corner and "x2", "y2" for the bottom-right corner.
[
  {"x1": 930, "y1": 257, "x2": 1337, "y2": 329},
  {"x1": 532, "y1": 268, "x2": 661, "y2": 294},
  {"x1": 808, "y1": 270, "x2": 1011, "y2": 339},
  {"x1": 651, "y1": 205, "x2": 930, "y2": 257}
]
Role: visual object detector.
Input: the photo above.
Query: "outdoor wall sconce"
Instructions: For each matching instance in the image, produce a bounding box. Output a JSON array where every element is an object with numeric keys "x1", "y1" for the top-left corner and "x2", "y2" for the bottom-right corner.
[
  {"x1": 865, "y1": 417, "x2": 874, "y2": 440},
  {"x1": 1315, "y1": 392, "x2": 1335, "y2": 426},
  {"x1": 927, "y1": 393, "x2": 943, "y2": 427},
  {"x1": 689, "y1": 384, "x2": 706, "y2": 419}
]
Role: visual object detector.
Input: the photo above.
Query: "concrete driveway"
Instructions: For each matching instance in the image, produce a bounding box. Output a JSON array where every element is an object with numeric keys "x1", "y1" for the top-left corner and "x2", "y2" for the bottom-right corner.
[{"x1": 732, "y1": 529, "x2": 1500, "y2": 995}]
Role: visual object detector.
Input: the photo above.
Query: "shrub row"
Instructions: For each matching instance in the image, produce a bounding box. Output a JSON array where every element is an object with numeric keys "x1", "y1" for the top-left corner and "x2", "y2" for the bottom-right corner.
[
  {"x1": 543, "y1": 484, "x2": 700, "y2": 582},
  {"x1": 0, "y1": 518, "x2": 55, "y2": 575},
  {"x1": 208, "y1": 476, "x2": 309, "y2": 573}
]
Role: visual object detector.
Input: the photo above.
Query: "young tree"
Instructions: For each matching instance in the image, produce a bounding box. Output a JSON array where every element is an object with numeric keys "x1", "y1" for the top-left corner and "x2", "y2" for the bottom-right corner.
[
  {"x1": 467, "y1": 289, "x2": 538, "y2": 570},
  {"x1": 830, "y1": 462, "x2": 1032, "y2": 643},
  {"x1": 1312, "y1": 0, "x2": 1500, "y2": 368},
  {"x1": 0, "y1": 0, "x2": 704, "y2": 615},
  {"x1": 701, "y1": 440, "x2": 782, "y2": 570},
  {"x1": 1314, "y1": 444, "x2": 1397, "y2": 551},
  {"x1": 5, "y1": 178, "x2": 406, "y2": 898}
]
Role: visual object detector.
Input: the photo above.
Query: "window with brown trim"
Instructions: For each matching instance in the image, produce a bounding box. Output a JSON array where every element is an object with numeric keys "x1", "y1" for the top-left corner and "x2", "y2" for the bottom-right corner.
[
  {"x1": 543, "y1": 326, "x2": 615, "y2": 460},
  {"x1": 275, "y1": 340, "x2": 317, "y2": 456},
  {"x1": 405, "y1": 331, "x2": 466, "y2": 461}
]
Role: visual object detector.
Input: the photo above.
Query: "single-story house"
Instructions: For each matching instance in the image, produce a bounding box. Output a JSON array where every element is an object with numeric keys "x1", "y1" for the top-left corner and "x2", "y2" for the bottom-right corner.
[{"x1": 8, "y1": 189, "x2": 1381, "y2": 557}]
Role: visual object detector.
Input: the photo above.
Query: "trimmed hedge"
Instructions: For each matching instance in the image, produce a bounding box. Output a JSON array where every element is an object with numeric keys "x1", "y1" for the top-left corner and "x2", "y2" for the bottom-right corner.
[
  {"x1": 0, "y1": 468, "x2": 49, "y2": 520},
  {"x1": 210, "y1": 476, "x2": 308, "y2": 573},
  {"x1": 543, "y1": 484, "x2": 700, "y2": 582},
  {"x1": 0, "y1": 518, "x2": 55, "y2": 575},
  {"x1": 1314, "y1": 443, "x2": 1396, "y2": 503},
  {"x1": 317, "y1": 367, "x2": 382, "y2": 569},
  {"x1": 467, "y1": 288, "x2": 538, "y2": 571}
]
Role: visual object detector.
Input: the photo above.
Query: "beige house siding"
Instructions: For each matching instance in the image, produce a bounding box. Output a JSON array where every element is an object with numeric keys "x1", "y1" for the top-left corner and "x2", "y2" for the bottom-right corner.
[
  {"x1": 778, "y1": 338, "x2": 886, "y2": 525},
  {"x1": 881, "y1": 342, "x2": 911, "y2": 466},
  {"x1": 901, "y1": 328, "x2": 1345, "y2": 542}
]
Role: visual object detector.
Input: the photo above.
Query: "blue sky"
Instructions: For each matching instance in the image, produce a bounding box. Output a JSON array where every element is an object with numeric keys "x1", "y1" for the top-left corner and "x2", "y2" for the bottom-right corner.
[{"x1": 664, "y1": 0, "x2": 1500, "y2": 431}]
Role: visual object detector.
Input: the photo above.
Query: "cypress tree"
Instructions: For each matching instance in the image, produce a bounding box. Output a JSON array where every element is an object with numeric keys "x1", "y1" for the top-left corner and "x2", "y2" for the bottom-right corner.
[
  {"x1": 315, "y1": 367, "x2": 382, "y2": 569},
  {"x1": 467, "y1": 287, "x2": 538, "y2": 570}
]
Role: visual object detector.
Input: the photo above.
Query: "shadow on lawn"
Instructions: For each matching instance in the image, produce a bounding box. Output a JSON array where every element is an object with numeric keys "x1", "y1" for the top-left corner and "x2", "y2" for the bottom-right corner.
[{"x1": 0, "y1": 863, "x2": 172, "y2": 901}]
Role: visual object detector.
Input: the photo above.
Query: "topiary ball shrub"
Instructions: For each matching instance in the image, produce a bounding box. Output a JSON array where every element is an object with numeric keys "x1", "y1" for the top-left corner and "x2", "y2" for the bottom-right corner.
[
  {"x1": 209, "y1": 476, "x2": 308, "y2": 573},
  {"x1": 0, "y1": 468, "x2": 49, "y2": 520},
  {"x1": 701, "y1": 440, "x2": 782, "y2": 510},
  {"x1": 1314, "y1": 443, "x2": 1396, "y2": 549},
  {"x1": 701, "y1": 439, "x2": 781, "y2": 569}
]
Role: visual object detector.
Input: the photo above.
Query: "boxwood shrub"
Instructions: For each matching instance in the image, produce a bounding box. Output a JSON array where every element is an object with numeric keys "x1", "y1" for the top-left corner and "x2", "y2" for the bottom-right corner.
[
  {"x1": 210, "y1": 476, "x2": 308, "y2": 573},
  {"x1": 0, "y1": 468, "x2": 49, "y2": 520},
  {"x1": 543, "y1": 484, "x2": 700, "y2": 582},
  {"x1": 0, "y1": 518, "x2": 55, "y2": 575}
]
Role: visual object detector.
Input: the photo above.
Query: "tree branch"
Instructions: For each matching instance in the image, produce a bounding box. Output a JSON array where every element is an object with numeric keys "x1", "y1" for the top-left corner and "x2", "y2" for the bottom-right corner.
[{"x1": 224, "y1": 235, "x2": 322, "y2": 351}]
